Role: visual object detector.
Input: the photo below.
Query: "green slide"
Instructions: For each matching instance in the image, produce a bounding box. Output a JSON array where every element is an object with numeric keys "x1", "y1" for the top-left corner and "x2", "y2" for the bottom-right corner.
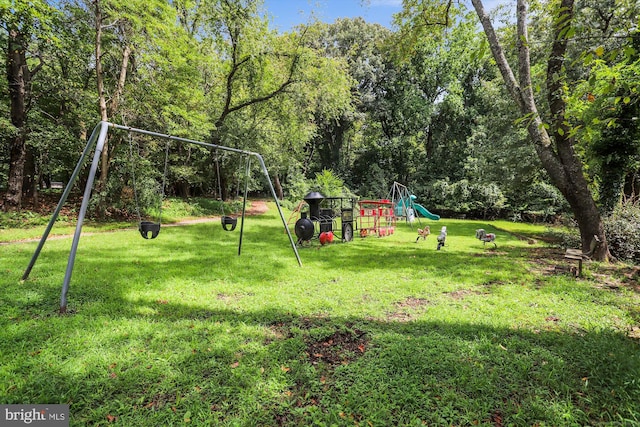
[{"x1": 413, "y1": 203, "x2": 440, "y2": 220}]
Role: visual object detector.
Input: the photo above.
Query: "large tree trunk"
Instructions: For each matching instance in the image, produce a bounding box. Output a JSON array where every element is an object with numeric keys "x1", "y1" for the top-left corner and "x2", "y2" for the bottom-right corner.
[
  {"x1": 5, "y1": 132, "x2": 27, "y2": 210},
  {"x1": 543, "y1": 0, "x2": 608, "y2": 258},
  {"x1": 471, "y1": 0, "x2": 609, "y2": 260},
  {"x1": 4, "y1": 26, "x2": 38, "y2": 210}
]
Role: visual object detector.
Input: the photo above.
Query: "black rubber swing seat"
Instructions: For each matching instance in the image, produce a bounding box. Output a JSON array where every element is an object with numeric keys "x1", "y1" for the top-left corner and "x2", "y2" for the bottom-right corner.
[
  {"x1": 139, "y1": 221, "x2": 161, "y2": 239},
  {"x1": 221, "y1": 216, "x2": 237, "y2": 231}
]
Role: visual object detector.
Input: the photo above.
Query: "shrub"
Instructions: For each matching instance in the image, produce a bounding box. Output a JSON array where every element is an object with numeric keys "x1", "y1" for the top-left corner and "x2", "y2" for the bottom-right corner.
[
  {"x1": 312, "y1": 169, "x2": 346, "y2": 197},
  {"x1": 425, "y1": 179, "x2": 506, "y2": 219},
  {"x1": 509, "y1": 181, "x2": 570, "y2": 222},
  {"x1": 604, "y1": 203, "x2": 640, "y2": 263},
  {"x1": 542, "y1": 227, "x2": 580, "y2": 248},
  {"x1": 281, "y1": 169, "x2": 311, "y2": 210},
  {"x1": 354, "y1": 164, "x2": 388, "y2": 199},
  {"x1": 0, "y1": 210, "x2": 51, "y2": 229},
  {"x1": 281, "y1": 169, "x2": 356, "y2": 211},
  {"x1": 542, "y1": 203, "x2": 640, "y2": 262}
]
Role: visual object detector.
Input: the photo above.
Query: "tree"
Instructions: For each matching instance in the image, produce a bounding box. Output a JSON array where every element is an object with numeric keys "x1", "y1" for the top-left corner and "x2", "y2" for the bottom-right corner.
[
  {"x1": 398, "y1": 0, "x2": 609, "y2": 258},
  {"x1": 567, "y1": 0, "x2": 640, "y2": 213},
  {"x1": 301, "y1": 18, "x2": 388, "y2": 178},
  {"x1": 582, "y1": 43, "x2": 640, "y2": 213},
  {"x1": 90, "y1": 0, "x2": 179, "y2": 197},
  {"x1": 1, "y1": 0, "x2": 55, "y2": 210},
  {"x1": 188, "y1": 0, "x2": 305, "y2": 200},
  {"x1": 185, "y1": 0, "x2": 353, "y2": 200},
  {"x1": 473, "y1": 0, "x2": 610, "y2": 258}
]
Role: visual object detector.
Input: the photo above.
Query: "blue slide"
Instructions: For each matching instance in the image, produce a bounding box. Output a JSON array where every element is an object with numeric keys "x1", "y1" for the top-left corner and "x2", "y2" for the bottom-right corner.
[{"x1": 413, "y1": 203, "x2": 440, "y2": 220}]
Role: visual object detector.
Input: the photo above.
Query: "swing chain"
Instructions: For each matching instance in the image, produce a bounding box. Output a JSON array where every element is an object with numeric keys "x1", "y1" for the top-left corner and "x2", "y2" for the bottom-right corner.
[
  {"x1": 127, "y1": 132, "x2": 143, "y2": 225},
  {"x1": 214, "y1": 151, "x2": 250, "y2": 232},
  {"x1": 159, "y1": 138, "x2": 170, "y2": 221},
  {"x1": 127, "y1": 129, "x2": 170, "y2": 239}
]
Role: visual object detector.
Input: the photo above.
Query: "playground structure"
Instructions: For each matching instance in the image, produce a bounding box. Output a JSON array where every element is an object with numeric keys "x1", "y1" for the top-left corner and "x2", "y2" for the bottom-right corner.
[
  {"x1": 22, "y1": 121, "x2": 302, "y2": 313},
  {"x1": 292, "y1": 182, "x2": 439, "y2": 243},
  {"x1": 388, "y1": 181, "x2": 440, "y2": 223},
  {"x1": 293, "y1": 192, "x2": 357, "y2": 244},
  {"x1": 358, "y1": 199, "x2": 396, "y2": 237}
]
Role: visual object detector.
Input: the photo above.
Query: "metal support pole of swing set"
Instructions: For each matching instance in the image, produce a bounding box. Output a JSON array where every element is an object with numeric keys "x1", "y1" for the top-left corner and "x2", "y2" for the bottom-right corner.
[{"x1": 22, "y1": 121, "x2": 302, "y2": 313}]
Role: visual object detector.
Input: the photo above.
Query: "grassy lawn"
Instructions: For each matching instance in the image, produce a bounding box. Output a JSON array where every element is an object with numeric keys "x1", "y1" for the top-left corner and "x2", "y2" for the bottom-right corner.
[{"x1": 1, "y1": 202, "x2": 639, "y2": 426}]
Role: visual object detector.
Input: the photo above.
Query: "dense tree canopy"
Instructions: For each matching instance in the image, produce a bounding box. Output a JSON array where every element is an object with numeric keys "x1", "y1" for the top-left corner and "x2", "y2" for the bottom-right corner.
[{"x1": 1, "y1": 0, "x2": 639, "y2": 258}]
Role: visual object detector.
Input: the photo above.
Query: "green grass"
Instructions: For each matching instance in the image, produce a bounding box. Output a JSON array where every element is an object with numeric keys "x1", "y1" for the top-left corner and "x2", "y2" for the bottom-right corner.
[
  {"x1": 0, "y1": 197, "x2": 240, "y2": 243},
  {"x1": 1, "y1": 204, "x2": 639, "y2": 426}
]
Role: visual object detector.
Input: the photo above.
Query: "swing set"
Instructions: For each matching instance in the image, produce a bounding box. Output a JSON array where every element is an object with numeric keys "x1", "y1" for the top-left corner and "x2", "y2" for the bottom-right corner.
[
  {"x1": 128, "y1": 136, "x2": 244, "y2": 237},
  {"x1": 22, "y1": 121, "x2": 302, "y2": 313}
]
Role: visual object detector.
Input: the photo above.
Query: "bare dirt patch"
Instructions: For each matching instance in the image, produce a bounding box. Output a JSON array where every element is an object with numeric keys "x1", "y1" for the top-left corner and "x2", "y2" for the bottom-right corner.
[
  {"x1": 270, "y1": 317, "x2": 370, "y2": 367},
  {"x1": 395, "y1": 297, "x2": 431, "y2": 308},
  {"x1": 215, "y1": 292, "x2": 252, "y2": 303},
  {"x1": 305, "y1": 329, "x2": 368, "y2": 366},
  {"x1": 384, "y1": 297, "x2": 432, "y2": 322},
  {"x1": 446, "y1": 289, "x2": 484, "y2": 300},
  {"x1": 244, "y1": 200, "x2": 269, "y2": 215}
]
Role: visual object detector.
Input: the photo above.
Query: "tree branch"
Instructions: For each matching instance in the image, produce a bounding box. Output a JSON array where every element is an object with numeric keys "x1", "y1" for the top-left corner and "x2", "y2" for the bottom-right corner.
[
  {"x1": 216, "y1": 22, "x2": 302, "y2": 128},
  {"x1": 516, "y1": 0, "x2": 533, "y2": 105},
  {"x1": 30, "y1": 53, "x2": 44, "y2": 77},
  {"x1": 470, "y1": 0, "x2": 522, "y2": 109},
  {"x1": 473, "y1": 0, "x2": 565, "y2": 183},
  {"x1": 223, "y1": 51, "x2": 300, "y2": 119},
  {"x1": 420, "y1": 0, "x2": 453, "y2": 27}
]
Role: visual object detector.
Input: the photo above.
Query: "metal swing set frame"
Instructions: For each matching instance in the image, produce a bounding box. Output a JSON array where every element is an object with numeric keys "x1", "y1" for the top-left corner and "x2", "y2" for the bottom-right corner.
[{"x1": 22, "y1": 121, "x2": 302, "y2": 313}]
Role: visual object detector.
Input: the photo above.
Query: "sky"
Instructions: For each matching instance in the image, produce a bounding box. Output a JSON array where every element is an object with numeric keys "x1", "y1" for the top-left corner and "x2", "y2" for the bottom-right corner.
[{"x1": 262, "y1": 0, "x2": 509, "y2": 32}]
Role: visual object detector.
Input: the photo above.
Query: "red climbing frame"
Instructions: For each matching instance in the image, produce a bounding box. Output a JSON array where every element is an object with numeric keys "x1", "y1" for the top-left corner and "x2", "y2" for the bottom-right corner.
[{"x1": 358, "y1": 199, "x2": 396, "y2": 237}]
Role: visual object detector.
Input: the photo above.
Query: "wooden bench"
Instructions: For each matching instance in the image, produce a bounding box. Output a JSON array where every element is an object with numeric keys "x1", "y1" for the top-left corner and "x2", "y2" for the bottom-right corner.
[{"x1": 564, "y1": 235, "x2": 600, "y2": 277}]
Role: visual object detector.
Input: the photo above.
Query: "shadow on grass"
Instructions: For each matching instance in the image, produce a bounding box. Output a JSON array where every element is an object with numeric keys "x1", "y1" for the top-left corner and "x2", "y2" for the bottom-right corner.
[
  {"x1": 3, "y1": 218, "x2": 640, "y2": 425},
  {"x1": 2, "y1": 290, "x2": 640, "y2": 426}
]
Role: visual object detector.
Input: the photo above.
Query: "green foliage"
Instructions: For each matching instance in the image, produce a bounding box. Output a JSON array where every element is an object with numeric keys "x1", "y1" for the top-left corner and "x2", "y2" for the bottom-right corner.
[
  {"x1": 543, "y1": 202, "x2": 640, "y2": 263},
  {"x1": 280, "y1": 168, "x2": 311, "y2": 208},
  {"x1": 570, "y1": 48, "x2": 640, "y2": 214},
  {"x1": 3, "y1": 0, "x2": 640, "y2": 238},
  {"x1": 311, "y1": 169, "x2": 346, "y2": 197},
  {"x1": 426, "y1": 178, "x2": 506, "y2": 218},
  {"x1": 565, "y1": 4, "x2": 640, "y2": 215},
  {"x1": 300, "y1": 18, "x2": 383, "y2": 179},
  {"x1": 0, "y1": 0, "x2": 57, "y2": 35},
  {"x1": 0, "y1": 210, "x2": 51, "y2": 229},
  {"x1": 512, "y1": 181, "x2": 570, "y2": 221},
  {"x1": 352, "y1": 162, "x2": 388, "y2": 199},
  {"x1": 604, "y1": 202, "x2": 640, "y2": 263},
  {"x1": 541, "y1": 226, "x2": 581, "y2": 250},
  {"x1": 282, "y1": 169, "x2": 356, "y2": 210}
]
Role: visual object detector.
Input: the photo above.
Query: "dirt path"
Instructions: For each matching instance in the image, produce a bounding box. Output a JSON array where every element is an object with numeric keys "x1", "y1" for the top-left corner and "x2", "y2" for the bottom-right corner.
[
  {"x1": 1, "y1": 200, "x2": 271, "y2": 245},
  {"x1": 166, "y1": 200, "x2": 269, "y2": 226}
]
